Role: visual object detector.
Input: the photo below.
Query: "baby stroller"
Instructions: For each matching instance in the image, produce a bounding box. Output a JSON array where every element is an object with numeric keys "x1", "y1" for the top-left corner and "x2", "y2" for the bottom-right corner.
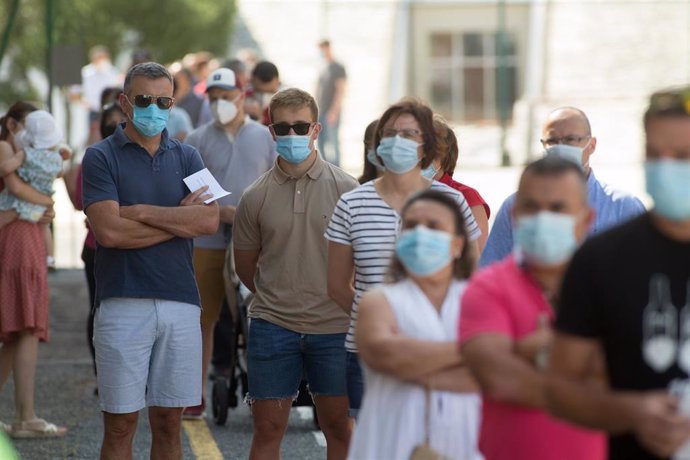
[
  {"x1": 210, "y1": 243, "x2": 250, "y2": 426},
  {"x1": 210, "y1": 242, "x2": 318, "y2": 428}
]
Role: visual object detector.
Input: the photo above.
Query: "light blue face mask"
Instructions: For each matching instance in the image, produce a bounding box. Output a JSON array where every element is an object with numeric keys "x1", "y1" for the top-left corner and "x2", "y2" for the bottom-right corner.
[
  {"x1": 544, "y1": 144, "x2": 584, "y2": 169},
  {"x1": 276, "y1": 135, "x2": 312, "y2": 164},
  {"x1": 366, "y1": 149, "x2": 385, "y2": 172},
  {"x1": 396, "y1": 225, "x2": 452, "y2": 276},
  {"x1": 421, "y1": 164, "x2": 438, "y2": 180},
  {"x1": 514, "y1": 211, "x2": 578, "y2": 266},
  {"x1": 129, "y1": 100, "x2": 170, "y2": 137},
  {"x1": 376, "y1": 135, "x2": 421, "y2": 174},
  {"x1": 645, "y1": 159, "x2": 690, "y2": 221}
]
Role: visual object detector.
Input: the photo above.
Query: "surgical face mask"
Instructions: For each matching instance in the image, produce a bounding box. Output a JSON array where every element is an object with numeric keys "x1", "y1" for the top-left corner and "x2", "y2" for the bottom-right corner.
[
  {"x1": 396, "y1": 225, "x2": 452, "y2": 277},
  {"x1": 211, "y1": 98, "x2": 239, "y2": 125},
  {"x1": 514, "y1": 211, "x2": 578, "y2": 266},
  {"x1": 128, "y1": 99, "x2": 170, "y2": 137},
  {"x1": 545, "y1": 144, "x2": 585, "y2": 169},
  {"x1": 13, "y1": 128, "x2": 27, "y2": 150},
  {"x1": 276, "y1": 135, "x2": 312, "y2": 164},
  {"x1": 421, "y1": 164, "x2": 438, "y2": 180},
  {"x1": 366, "y1": 149, "x2": 385, "y2": 172},
  {"x1": 645, "y1": 159, "x2": 690, "y2": 221},
  {"x1": 376, "y1": 135, "x2": 421, "y2": 174}
]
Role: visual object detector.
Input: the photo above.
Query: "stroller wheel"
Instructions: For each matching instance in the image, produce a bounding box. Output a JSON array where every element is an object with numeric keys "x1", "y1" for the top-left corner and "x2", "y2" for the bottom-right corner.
[{"x1": 212, "y1": 376, "x2": 229, "y2": 426}]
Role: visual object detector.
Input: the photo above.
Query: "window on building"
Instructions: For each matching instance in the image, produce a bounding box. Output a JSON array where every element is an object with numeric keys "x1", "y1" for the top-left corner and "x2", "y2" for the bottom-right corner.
[{"x1": 430, "y1": 31, "x2": 518, "y2": 123}]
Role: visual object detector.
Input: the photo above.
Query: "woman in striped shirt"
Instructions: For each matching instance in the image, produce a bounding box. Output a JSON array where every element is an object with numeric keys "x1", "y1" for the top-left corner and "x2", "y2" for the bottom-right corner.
[{"x1": 325, "y1": 98, "x2": 481, "y2": 418}]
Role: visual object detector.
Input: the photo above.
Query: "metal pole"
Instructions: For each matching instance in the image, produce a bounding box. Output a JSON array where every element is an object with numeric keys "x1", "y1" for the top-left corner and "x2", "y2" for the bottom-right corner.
[
  {"x1": 46, "y1": 0, "x2": 55, "y2": 111},
  {"x1": 0, "y1": 0, "x2": 21, "y2": 67},
  {"x1": 497, "y1": 0, "x2": 510, "y2": 166}
]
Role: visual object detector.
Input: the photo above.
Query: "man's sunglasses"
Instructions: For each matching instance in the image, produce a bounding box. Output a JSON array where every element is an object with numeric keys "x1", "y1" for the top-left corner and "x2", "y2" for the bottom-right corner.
[
  {"x1": 270, "y1": 122, "x2": 313, "y2": 136},
  {"x1": 129, "y1": 94, "x2": 174, "y2": 110}
]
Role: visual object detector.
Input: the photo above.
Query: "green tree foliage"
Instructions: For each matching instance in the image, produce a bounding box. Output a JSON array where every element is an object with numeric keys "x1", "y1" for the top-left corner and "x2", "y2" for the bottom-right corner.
[{"x1": 0, "y1": 0, "x2": 236, "y2": 103}]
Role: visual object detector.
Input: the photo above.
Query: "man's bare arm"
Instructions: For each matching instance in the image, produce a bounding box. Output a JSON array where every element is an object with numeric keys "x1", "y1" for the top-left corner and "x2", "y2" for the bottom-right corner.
[
  {"x1": 462, "y1": 333, "x2": 547, "y2": 408},
  {"x1": 86, "y1": 200, "x2": 175, "y2": 249},
  {"x1": 234, "y1": 247, "x2": 259, "y2": 293},
  {"x1": 546, "y1": 331, "x2": 690, "y2": 457},
  {"x1": 119, "y1": 187, "x2": 220, "y2": 238}
]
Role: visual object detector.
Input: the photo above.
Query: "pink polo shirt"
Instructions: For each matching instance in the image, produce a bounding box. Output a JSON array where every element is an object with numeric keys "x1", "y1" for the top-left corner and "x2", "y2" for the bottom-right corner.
[{"x1": 459, "y1": 256, "x2": 606, "y2": 460}]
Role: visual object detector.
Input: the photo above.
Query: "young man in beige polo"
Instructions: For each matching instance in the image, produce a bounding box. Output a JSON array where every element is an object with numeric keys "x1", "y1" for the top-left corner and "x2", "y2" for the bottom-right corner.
[{"x1": 233, "y1": 88, "x2": 358, "y2": 460}]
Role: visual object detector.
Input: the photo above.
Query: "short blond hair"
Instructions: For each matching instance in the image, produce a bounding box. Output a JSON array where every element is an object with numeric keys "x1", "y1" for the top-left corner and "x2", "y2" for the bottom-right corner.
[{"x1": 269, "y1": 88, "x2": 319, "y2": 123}]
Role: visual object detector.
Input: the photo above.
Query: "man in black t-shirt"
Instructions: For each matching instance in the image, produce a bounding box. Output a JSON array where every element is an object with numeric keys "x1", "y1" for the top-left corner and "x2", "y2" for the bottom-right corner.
[{"x1": 546, "y1": 87, "x2": 690, "y2": 460}]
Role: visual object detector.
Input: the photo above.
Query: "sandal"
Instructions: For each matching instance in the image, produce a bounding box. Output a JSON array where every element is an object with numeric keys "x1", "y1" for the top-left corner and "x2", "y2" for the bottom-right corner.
[{"x1": 10, "y1": 418, "x2": 67, "y2": 439}]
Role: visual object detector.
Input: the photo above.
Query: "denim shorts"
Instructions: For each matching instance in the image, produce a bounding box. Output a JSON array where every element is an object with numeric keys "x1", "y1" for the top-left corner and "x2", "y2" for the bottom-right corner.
[
  {"x1": 246, "y1": 318, "x2": 347, "y2": 402},
  {"x1": 346, "y1": 351, "x2": 364, "y2": 418},
  {"x1": 94, "y1": 297, "x2": 202, "y2": 413}
]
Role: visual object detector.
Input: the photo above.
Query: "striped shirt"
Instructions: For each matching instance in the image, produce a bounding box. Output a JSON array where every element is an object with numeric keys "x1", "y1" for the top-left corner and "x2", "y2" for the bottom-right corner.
[{"x1": 325, "y1": 180, "x2": 481, "y2": 352}]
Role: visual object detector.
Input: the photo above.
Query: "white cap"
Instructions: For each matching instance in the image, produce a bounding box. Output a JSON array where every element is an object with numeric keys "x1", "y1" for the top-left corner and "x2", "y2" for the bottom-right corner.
[
  {"x1": 206, "y1": 68, "x2": 238, "y2": 91},
  {"x1": 24, "y1": 110, "x2": 62, "y2": 149}
]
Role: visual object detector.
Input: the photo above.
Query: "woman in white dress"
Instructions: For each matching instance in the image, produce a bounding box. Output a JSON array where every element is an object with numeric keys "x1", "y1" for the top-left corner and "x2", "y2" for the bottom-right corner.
[{"x1": 349, "y1": 189, "x2": 483, "y2": 460}]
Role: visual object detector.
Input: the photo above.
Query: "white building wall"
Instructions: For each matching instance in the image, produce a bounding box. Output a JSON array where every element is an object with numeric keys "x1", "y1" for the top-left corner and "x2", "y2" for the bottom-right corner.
[
  {"x1": 529, "y1": 0, "x2": 690, "y2": 166},
  {"x1": 235, "y1": 0, "x2": 398, "y2": 173}
]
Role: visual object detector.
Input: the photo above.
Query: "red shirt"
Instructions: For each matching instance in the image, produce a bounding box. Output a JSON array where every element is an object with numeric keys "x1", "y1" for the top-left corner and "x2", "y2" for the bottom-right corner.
[
  {"x1": 460, "y1": 256, "x2": 606, "y2": 460},
  {"x1": 439, "y1": 172, "x2": 490, "y2": 218}
]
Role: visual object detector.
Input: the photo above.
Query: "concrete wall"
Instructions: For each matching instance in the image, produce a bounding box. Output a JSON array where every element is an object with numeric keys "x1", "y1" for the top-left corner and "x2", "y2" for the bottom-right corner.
[{"x1": 234, "y1": 0, "x2": 398, "y2": 172}]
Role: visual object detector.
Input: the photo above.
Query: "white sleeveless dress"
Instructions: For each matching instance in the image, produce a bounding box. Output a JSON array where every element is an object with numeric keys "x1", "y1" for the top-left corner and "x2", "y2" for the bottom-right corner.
[{"x1": 347, "y1": 278, "x2": 483, "y2": 460}]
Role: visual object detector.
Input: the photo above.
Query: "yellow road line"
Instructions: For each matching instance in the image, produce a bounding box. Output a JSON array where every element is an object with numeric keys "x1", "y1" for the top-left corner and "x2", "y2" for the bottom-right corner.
[{"x1": 183, "y1": 419, "x2": 224, "y2": 460}]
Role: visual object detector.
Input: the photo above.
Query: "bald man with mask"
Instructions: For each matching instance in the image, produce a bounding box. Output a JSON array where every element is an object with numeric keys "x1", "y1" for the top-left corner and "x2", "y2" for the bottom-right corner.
[{"x1": 479, "y1": 107, "x2": 645, "y2": 267}]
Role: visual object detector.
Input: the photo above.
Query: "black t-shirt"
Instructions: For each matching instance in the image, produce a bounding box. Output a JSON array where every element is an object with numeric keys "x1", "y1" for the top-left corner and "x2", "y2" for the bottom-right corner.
[{"x1": 557, "y1": 212, "x2": 690, "y2": 460}]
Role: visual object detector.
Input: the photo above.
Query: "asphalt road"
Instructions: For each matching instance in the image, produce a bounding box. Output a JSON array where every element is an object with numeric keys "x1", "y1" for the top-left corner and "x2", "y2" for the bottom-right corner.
[{"x1": 0, "y1": 269, "x2": 326, "y2": 460}]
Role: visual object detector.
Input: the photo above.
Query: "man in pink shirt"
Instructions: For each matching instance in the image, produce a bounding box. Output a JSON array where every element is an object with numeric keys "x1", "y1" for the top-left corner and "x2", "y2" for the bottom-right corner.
[{"x1": 459, "y1": 156, "x2": 606, "y2": 460}]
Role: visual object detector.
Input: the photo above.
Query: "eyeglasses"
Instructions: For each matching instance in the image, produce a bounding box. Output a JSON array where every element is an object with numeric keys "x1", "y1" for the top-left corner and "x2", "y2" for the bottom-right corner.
[
  {"x1": 382, "y1": 128, "x2": 422, "y2": 140},
  {"x1": 270, "y1": 122, "x2": 313, "y2": 136},
  {"x1": 540, "y1": 135, "x2": 590, "y2": 147},
  {"x1": 128, "y1": 94, "x2": 174, "y2": 110}
]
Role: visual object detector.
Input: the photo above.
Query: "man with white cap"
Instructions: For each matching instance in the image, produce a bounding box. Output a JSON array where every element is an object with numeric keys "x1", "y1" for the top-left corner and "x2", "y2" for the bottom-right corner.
[
  {"x1": 183, "y1": 67, "x2": 277, "y2": 419},
  {"x1": 480, "y1": 107, "x2": 645, "y2": 267}
]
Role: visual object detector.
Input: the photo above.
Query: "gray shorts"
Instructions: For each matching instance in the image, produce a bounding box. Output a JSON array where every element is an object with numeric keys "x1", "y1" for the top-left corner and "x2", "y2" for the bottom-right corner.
[{"x1": 94, "y1": 297, "x2": 201, "y2": 414}]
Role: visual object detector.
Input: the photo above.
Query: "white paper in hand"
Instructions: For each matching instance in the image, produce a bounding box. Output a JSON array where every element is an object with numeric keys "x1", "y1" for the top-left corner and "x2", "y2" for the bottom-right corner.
[{"x1": 183, "y1": 168, "x2": 230, "y2": 204}]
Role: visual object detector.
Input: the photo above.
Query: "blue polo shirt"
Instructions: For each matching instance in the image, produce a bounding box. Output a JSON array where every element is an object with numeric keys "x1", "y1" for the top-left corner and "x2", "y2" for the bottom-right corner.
[
  {"x1": 479, "y1": 170, "x2": 647, "y2": 268},
  {"x1": 82, "y1": 125, "x2": 204, "y2": 307}
]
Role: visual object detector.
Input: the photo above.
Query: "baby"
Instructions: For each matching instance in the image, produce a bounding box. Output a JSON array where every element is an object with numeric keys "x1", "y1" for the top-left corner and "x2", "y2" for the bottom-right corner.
[
  {"x1": 0, "y1": 110, "x2": 69, "y2": 266},
  {"x1": 0, "y1": 110, "x2": 66, "y2": 221}
]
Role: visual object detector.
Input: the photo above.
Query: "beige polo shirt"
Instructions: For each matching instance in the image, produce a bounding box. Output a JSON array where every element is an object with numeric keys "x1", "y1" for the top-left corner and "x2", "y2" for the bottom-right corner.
[{"x1": 233, "y1": 154, "x2": 358, "y2": 334}]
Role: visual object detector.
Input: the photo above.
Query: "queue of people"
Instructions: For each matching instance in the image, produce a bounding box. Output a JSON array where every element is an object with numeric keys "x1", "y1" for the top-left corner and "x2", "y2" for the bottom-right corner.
[{"x1": 2, "y1": 47, "x2": 690, "y2": 460}]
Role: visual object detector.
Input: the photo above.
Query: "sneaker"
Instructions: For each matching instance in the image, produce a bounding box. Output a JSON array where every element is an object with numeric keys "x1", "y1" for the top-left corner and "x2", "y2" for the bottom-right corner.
[
  {"x1": 47, "y1": 256, "x2": 56, "y2": 272},
  {"x1": 182, "y1": 398, "x2": 206, "y2": 420}
]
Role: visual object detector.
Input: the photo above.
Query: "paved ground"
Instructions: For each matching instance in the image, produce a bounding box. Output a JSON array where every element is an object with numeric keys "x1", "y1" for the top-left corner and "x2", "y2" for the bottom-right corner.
[{"x1": 0, "y1": 269, "x2": 326, "y2": 460}]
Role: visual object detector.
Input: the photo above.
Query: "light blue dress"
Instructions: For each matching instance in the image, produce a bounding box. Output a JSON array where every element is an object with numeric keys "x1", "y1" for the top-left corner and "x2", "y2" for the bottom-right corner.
[{"x1": 0, "y1": 147, "x2": 62, "y2": 222}]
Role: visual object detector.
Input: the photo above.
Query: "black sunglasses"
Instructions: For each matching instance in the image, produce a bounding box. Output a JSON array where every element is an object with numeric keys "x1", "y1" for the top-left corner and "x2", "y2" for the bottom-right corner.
[
  {"x1": 270, "y1": 122, "x2": 313, "y2": 136},
  {"x1": 129, "y1": 94, "x2": 174, "y2": 110}
]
